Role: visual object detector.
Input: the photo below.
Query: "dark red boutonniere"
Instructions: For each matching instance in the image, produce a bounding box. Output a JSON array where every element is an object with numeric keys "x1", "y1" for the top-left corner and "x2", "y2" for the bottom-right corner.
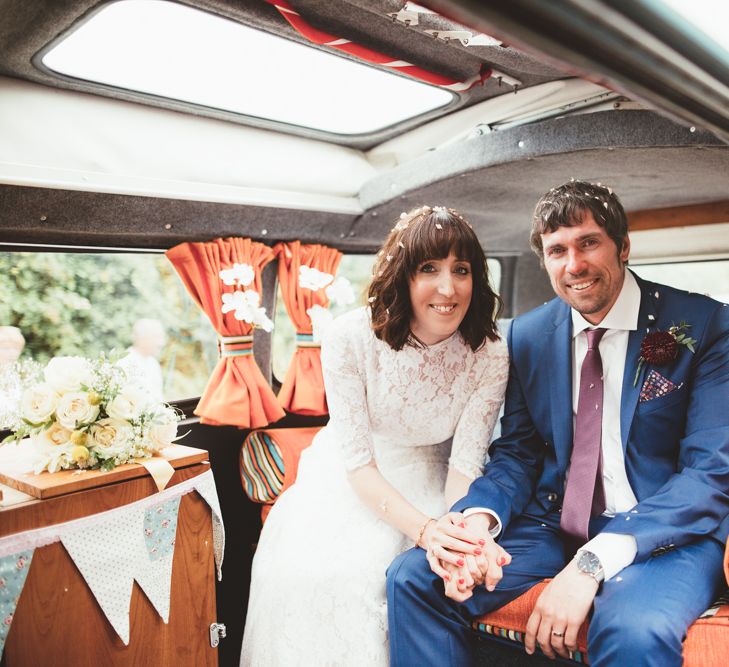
[{"x1": 633, "y1": 321, "x2": 696, "y2": 386}]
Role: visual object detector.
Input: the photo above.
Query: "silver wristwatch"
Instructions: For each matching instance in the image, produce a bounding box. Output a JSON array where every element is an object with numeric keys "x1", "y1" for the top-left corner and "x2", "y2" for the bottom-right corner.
[{"x1": 575, "y1": 550, "x2": 605, "y2": 583}]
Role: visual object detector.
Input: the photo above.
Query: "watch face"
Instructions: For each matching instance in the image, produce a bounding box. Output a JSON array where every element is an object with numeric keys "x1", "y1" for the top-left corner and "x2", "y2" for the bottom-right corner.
[{"x1": 578, "y1": 551, "x2": 602, "y2": 575}]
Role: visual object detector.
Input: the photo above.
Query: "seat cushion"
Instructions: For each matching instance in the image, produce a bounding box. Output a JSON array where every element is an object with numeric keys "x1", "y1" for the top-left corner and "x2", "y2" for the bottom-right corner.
[
  {"x1": 239, "y1": 426, "x2": 321, "y2": 509},
  {"x1": 472, "y1": 582, "x2": 729, "y2": 665}
]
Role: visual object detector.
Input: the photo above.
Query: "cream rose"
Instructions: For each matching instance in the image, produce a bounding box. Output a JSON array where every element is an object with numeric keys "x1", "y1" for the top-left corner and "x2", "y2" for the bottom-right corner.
[
  {"x1": 89, "y1": 417, "x2": 133, "y2": 456},
  {"x1": 106, "y1": 385, "x2": 150, "y2": 421},
  {"x1": 55, "y1": 392, "x2": 100, "y2": 430},
  {"x1": 44, "y1": 356, "x2": 94, "y2": 393},
  {"x1": 36, "y1": 422, "x2": 73, "y2": 448},
  {"x1": 148, "y1": 419, "x2": 178, "y2": 453},
  {"x1": 20, "y1": 383, "x2": 59, "y2": 423}
]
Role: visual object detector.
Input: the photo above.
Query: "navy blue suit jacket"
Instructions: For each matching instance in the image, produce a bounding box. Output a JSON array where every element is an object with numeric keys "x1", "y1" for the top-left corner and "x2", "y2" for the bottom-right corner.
[{"x1": 454, "y1": 271, "x2": 729, "y2": 561}]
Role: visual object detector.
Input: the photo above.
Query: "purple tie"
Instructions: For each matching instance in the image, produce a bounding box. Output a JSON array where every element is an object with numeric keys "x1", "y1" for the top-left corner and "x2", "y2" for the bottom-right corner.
[{"x1": 560, "y1": 328, "x2": 607, "y2": 547}]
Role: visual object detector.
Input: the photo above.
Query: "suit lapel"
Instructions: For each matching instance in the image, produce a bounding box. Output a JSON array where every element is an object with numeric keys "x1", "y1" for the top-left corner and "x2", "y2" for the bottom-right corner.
[
  {"x1": 549, "y1": 304, "x2": 573, "y2": 471},
  {"x1": 620, "y1": 273, "x2": 659, "y2": 450}
]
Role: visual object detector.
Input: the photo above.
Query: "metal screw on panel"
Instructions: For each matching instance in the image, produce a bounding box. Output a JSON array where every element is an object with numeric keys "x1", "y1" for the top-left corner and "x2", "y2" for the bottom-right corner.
[
  {"x1": 261, "y1": 229, "x2": 268, "y2": 235},
  {"x1": 164, "y1": 223, "x2": 172, "y2": 230},
  {"x1": 40, "y1": 215, "x2": 48, "y2": 222}
]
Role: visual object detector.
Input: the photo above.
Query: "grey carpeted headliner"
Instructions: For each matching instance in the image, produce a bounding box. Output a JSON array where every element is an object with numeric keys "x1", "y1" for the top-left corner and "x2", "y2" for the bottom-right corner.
[{"x1": 2, "y1": 109, "x2": 727, "y2": 256}]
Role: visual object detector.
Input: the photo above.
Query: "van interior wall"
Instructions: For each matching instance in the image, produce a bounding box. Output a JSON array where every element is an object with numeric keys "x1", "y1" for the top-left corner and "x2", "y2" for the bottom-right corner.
[{"x1": 513, "y1": 253, "x2": 554, "y2": 314}]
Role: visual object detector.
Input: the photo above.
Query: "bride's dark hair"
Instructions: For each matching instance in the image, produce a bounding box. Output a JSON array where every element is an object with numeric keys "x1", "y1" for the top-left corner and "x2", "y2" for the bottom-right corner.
[{"x1": 367, "y1": 206, "x2": 502, "y2": 351}]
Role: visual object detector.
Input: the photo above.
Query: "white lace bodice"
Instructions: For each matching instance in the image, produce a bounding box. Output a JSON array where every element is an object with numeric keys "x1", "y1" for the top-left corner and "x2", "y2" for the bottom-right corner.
[{"x1": 320, "y1": 307, "x2": 509, "y2": 480}]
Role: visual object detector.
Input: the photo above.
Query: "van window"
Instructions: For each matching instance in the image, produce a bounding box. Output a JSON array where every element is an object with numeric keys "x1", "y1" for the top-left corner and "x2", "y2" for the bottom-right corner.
[
  {"x1": 632, "y1": 260, "x2": 729, "y2": 303},
  {"x1": 0, "y1": 251, "x2": 218, "y2": 403},
  {"x1": 272, "y1": 254, "x2": 375, "y2": 382},
  {"x1": 272, "y1": 256, "x2": 502, "y2": 382}
]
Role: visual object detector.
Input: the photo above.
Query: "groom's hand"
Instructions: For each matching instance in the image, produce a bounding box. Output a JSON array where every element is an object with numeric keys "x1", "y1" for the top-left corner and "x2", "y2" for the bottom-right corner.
[
  {"x1": 524, "y1": 558, "x2": 597, "y2": 659},
  {"x1": 464, "y1": 514, "x2": 511, "y2": 592}
]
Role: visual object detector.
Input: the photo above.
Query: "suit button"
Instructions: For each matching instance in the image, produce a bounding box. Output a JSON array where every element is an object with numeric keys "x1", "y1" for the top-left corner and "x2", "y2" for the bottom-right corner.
[{"x1": 547, "y1": 492, "x2": 558, "y2": 502}]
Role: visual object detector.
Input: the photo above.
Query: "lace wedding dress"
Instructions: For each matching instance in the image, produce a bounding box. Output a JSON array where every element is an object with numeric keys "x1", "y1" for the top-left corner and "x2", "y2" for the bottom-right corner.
[{"x1": 241, "y1": 308, "x2": 509, "y2": 666}]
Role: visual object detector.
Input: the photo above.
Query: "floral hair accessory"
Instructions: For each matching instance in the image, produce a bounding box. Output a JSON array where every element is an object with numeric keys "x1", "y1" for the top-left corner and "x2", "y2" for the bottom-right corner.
[{"x1": 633, "y1": 321, "x2": 696, "y2": 386}]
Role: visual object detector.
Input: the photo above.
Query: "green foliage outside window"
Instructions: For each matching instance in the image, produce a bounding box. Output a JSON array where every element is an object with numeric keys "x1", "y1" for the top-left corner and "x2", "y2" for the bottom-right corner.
[{"x1": 0, "y1": 252, "x2": 217, "y2": 401}]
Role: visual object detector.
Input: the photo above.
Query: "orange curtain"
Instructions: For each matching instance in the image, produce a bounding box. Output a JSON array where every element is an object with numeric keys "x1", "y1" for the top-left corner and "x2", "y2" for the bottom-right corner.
[
  {"x1": 166, "y1": 237, "x2": 285, "y2": 428},
  {"x1": 274, "y1": 241, "x2": 343, "y2": 415}
]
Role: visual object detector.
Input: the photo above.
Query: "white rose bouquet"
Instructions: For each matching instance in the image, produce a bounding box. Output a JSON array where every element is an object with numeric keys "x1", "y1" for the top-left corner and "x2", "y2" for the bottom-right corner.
[{"x1": 2, "y1": 354, "x2": 181, "y2": 473}]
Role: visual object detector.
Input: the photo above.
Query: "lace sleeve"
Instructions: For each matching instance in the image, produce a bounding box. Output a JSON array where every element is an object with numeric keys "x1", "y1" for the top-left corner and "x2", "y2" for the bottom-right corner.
[
  {"x1": 449, "y1": 337, "x2": 510, "y2": 479},
  {"x1": 320, "y1": 314, "x2": 375, "y2": 471}
]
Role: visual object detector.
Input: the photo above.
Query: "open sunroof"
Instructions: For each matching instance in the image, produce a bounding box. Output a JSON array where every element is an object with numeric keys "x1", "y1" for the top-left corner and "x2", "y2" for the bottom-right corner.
[{"x1": 41, "y1": 0, "x2": 455, "y2": 136}]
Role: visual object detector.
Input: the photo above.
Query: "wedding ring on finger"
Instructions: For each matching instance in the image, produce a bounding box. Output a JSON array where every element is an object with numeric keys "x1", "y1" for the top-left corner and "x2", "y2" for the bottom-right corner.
[{"x1": 552, "y1": 630, "x2": 565, "y2": 638}]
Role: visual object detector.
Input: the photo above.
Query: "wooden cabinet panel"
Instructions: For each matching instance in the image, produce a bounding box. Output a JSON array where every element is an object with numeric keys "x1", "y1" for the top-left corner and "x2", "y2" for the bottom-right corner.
[{"x1": 2, "y1": 464, "x2": 218, "y2": 666}]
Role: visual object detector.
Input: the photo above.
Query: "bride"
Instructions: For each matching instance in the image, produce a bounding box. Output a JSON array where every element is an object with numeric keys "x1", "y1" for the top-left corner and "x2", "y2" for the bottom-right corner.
[{"x1": 241, "y1": 205, "x2": 509, "y2": 666}]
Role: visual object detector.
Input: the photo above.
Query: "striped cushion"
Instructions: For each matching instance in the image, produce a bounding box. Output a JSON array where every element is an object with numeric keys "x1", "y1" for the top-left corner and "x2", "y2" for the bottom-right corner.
[
  {"x1": 240, "y1": 431, "x2": 284, "y2": 503},
  {"x1": 239, "y1": 427, "x2": 322, "y2": 506},
  {"x1": 472, "y1": 582, "x2": 729, "y2": 665}
]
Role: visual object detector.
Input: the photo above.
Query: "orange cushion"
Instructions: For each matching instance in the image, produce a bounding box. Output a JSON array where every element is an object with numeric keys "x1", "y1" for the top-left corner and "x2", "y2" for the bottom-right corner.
[
  {"x1": 684, "y1": 605, "x2": 729, "y2": 667},
  {"x1": 473, "y1": 581, "x2": 729, "y2": 665}
]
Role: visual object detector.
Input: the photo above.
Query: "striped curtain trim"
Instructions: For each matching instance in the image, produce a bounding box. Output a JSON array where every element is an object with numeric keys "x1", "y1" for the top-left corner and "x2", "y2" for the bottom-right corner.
[
  {"x1": 240, "y1": 431, "x2": 285, "y2": 503},
  {"x1": 473, "y1": 622, "x2": 588, "y2": 664},
  {"x1": 221, "y1": 347, "x2": 253, "y2": 357},
  {"x1": 295, "y1": 333, "x2": 321, "y2": 348},
  {"x1": 220, "y1": 335, "x2": 254, "y2": 344},
  {"x1": 220, "y1": 335, "x2": 254, "y2": 357}
]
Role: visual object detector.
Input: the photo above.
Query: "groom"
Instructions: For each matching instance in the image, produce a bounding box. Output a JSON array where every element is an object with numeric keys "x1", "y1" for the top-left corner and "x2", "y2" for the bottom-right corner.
[{"x1": 387, "y1": 180, "x2": 729, "y2": 666}]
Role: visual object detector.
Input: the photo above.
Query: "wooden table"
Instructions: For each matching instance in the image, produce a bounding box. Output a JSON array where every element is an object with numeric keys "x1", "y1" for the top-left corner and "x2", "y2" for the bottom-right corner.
[{"x1": 0, "y1": 447, "x2": 219, "y2": 667}]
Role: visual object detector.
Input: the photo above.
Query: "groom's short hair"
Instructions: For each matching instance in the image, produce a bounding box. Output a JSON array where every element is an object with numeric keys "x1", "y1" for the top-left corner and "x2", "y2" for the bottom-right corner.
[{"x1": 530, "y1": 180, "x2": 629, "y2": 262}]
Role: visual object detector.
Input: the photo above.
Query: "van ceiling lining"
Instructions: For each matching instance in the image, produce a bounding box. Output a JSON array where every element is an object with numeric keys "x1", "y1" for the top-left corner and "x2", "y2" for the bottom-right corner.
[
  {"x1": 354, "y1": 110, "x2": 729, "y2": 253},
  {"x1": 3, "y1": 109, "x2": 727, "y2": 255},
  {"x1": 0, "y1": 0, "x2": 564, "y2": 149},
  {"x1": 359, "y1": 110, "x2": 727, "y2": 210}
]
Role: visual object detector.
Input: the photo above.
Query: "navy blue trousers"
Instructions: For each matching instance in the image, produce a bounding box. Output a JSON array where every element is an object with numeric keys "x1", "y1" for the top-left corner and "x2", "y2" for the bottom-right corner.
[{"x1": 387, "y1": 512, "x2": 724, "y2": 667}]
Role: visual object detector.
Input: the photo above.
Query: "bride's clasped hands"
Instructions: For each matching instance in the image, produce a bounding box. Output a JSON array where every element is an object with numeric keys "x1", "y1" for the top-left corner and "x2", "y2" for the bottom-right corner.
[{"x1": 421, "y1": 512, "x2": 512, "y2": 602}]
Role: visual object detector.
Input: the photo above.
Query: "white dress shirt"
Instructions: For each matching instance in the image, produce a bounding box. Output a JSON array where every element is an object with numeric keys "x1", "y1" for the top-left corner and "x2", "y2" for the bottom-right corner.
[
  {"x1": 571, "y1": 270, "x2": 639, "y2": 580},
  {"x1": 467, "y1": 270, "x2": 642, "y2": 580}
]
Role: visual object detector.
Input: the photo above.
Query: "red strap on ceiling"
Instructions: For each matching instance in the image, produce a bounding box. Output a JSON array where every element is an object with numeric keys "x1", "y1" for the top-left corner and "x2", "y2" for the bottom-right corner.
[{"x1": 267, "y1": 0, "x2": 491, "y2": 92}]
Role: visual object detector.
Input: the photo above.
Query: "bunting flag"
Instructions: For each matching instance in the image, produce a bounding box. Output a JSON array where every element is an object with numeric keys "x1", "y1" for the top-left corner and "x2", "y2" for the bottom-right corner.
[
  {"x1": 0, "y1": 549, "x2": 33, "y2": 658},
  {"x1": 192, "y1": 473, "x2": 225, "y2": 581},
  {"x1": 61, "y1": 504, "x2": 143, "y2": 644},
  {"x1": 0, "y1": 470, "x2": 223, "y2": 650},
  {"x1": 135, "y1": 497, "x2": 181, "y2": 623}
]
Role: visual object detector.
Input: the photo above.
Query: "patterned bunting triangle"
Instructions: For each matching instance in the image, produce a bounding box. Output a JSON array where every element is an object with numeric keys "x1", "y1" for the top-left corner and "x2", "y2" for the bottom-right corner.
[
  {"x1": 134, "y1": 497, "x2": 181, "y2": 623},
  {"x1": 0, "y1": 549, "x2": 33, "y2": 659}
]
